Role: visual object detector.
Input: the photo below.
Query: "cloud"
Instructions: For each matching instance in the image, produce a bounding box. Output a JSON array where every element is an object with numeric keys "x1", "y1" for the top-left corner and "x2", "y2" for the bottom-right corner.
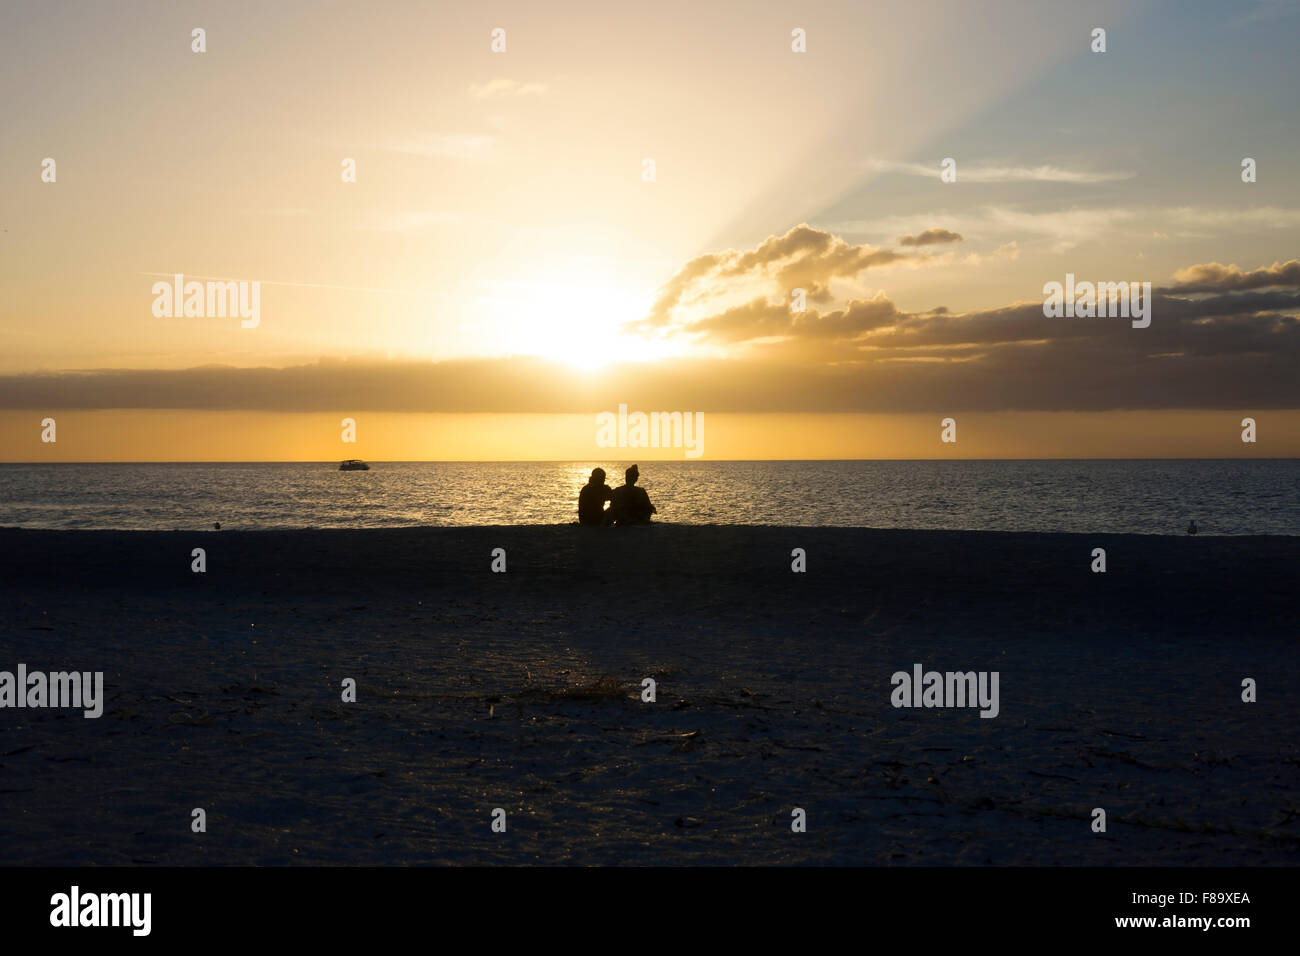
[
  {"x1": 605, "y1": 245, "x2": 1300, "y2": 408},
  {"x1": 829, "y1": 205, "x2": 1140, "y2": 252},
  {"x1": 982, "y1": 206, "x2": 1138, "y2": 252},
  {"x1": 898, "y1": 228, "x2": 963, "y2": 247},
  {"x1": 834, "y1": 204, "x2": 1300, "y2": 255},
  {"x1": 869, "y1": 159, "x2": 1134, "y2": 184},
  {"x1": 647, "y1": 268, "x2": 1300, "y2": 355},
  {"x1": 7, "y1": 254, "x2": 1299, "y2": 415},
  {"x1": 635, "y1": 224, "x2": 909, "y2": 332},
  {"x1": 1172, "y1": 260, "x2": 1300, "y2": 293},
  {"x1": 684, "y1": 294, "x2": 900, "y2": 344},
  {"x1": 468, "y1": 78, "x2": 547, "y2": 98}
]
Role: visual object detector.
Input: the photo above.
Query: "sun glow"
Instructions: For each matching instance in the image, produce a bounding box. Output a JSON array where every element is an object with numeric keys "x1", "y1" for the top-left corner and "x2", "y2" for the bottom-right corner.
[{"x1": 482, "y1": 274, "x2": 667, "y2": 371}]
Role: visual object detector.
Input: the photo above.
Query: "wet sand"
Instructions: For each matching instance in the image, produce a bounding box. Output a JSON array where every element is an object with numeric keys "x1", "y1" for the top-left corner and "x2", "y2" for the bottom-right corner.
[{"x1": 1, "y1": 525, "x2": 1297, "y2": 865}]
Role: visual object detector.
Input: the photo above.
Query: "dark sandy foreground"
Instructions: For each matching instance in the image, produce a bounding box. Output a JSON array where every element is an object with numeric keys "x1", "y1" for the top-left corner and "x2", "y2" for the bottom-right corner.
[{"x1": 0, "y1": 525, "x2": 1297, "y2": 866}]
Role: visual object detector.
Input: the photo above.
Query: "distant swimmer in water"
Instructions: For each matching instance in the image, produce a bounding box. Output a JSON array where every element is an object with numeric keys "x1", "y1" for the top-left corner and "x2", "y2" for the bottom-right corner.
[
  {"x1": 609, "y1": 464, "x2": 657, "y2": 525},
  {"x1": 578, "y1": 468, "x2": 613, "y2": 525},
  {"x1": 1187, "y1": 520, "x2": 1198, "y2": 535}
]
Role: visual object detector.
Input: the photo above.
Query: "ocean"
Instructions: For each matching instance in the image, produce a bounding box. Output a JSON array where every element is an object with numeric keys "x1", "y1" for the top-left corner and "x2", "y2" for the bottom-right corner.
[{"x1": 2, "y1": 460, "x2": 1297, "y2": 534}]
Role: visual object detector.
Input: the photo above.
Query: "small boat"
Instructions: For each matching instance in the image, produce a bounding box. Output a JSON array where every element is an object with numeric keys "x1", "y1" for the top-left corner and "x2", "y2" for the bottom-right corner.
[{"x1": 339, "y1": 459, "x2": 370, "y2": 471}]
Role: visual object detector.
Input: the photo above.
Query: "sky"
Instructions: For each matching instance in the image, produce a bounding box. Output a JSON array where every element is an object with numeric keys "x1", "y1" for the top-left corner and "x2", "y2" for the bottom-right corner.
[{"x1": 2, "y1": 0, "x2": 1298, "y2": 460}]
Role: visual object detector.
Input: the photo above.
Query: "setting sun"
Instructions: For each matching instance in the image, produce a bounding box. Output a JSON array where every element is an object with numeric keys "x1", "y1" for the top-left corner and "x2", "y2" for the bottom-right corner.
[
  {"x1": 3, "y1": 0, "x2": 1299, "y2": 902},
  {"x1": 477, "y1": 272, "x2": 675, "y2": 371}
]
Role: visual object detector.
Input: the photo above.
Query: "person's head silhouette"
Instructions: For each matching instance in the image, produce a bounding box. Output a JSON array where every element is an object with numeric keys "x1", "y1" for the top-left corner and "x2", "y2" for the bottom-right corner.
[
  {"x1": 625, "y1": 464, "x2": 639, "y2": 486},
  {"x1": 590, "y1": 467, "x2": 606, "y2": 484}
]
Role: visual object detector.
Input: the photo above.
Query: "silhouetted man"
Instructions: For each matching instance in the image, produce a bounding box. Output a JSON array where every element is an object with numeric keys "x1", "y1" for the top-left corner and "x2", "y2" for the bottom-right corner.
[
  {"x1": 609, "y1": 464, "x2": 657, "y2": 525},
  {"x1": 578, "y1": 468, "x2": 613, "y2": 525}
]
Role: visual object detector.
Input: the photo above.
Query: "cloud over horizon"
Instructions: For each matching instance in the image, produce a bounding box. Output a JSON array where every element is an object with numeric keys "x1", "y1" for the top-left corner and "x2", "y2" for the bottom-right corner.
[
  {"x1": 632, "y1": 225, "x2": 912, "y2": 332},
  {"x1": 1171, "y1": 259, "x2": 1300, "y2": 293},
  {"x1": 5, "y1": 244, "x2": 1297, "y2": 414},
  {"x1": 4, "y1": 222, "x2": 1299, "y2": 414}
]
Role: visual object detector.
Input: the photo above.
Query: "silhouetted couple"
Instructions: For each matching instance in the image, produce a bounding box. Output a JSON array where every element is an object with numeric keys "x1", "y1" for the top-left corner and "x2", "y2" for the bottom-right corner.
[{"x1": 579, "y1": 464, "x2": 657, "y2": 526}]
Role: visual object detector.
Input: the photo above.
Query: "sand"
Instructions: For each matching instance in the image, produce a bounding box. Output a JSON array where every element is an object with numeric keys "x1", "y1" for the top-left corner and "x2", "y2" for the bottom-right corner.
[{"x1": 0, "y1": 525, "x2": 1297, "y2": 865}]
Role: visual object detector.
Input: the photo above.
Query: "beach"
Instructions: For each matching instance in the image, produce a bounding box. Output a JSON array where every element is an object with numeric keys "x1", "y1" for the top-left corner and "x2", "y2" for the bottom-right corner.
[{"x1": 1, "y1": 525, "x2": 1297, "y2": 865}]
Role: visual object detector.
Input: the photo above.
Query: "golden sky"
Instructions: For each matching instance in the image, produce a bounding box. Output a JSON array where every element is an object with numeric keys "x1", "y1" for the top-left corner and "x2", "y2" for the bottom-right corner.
[
  {"x1": 2, "y1": 0, "x2": 1298, "y2": 460},
  {"x1": 4, "y1": 410, "x2": 1294, "y2": 462}
]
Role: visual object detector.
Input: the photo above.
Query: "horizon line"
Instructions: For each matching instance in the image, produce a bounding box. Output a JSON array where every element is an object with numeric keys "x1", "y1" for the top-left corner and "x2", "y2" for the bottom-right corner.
[{"x1": 1, "y1": 457, "x2": 1296, "y2": 465}]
